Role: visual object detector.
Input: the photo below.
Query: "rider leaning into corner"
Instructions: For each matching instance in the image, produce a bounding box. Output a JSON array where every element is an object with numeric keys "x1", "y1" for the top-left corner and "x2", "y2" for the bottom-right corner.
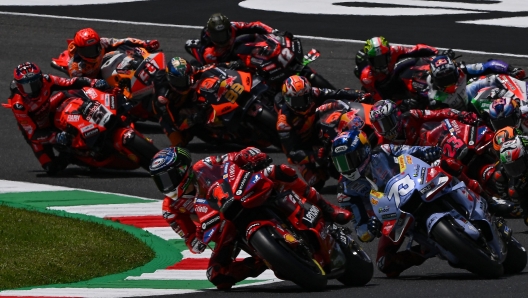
[
  {"x1": 329, "y1": 129, "x2": 441, "y2": 277},
  {"x1": 185, "y1": 12, "x2": 276, "y2": 65},
  {"x1": 276, "y1": 74, "x2": 371, "y2": 190},
  {"x1": 67, "y1": 27, "x2": 160, "y2": 79},
  {"x1": 3, "y1": 62, "x2": 111, "y2": 175},
  {"x1": 148, "y1": 146, "x2": 351, "y2": 289}
]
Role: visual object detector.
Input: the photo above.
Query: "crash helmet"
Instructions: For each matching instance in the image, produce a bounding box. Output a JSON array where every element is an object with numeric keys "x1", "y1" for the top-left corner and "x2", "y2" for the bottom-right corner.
[
  {"x1": 206, "y1": 13, "x2": 233, "y2": 48},
  {"x1": 331, "y1": 129, "x2": 371, "y2": 181},
  {"x1": 13, "y1": 62, "x2": 43, "y2": 99},
  {"x1": 282, "y1": 75, "x2": 313, "y2": 115},
  {"x1": 499, "y1": 135, "x2": 528, "y2": 178},
  {"x1": 493, "y1": 126, "x2": 518, "y2": 152},
  {"x1": 364, "y1": 36, "x2": 391, "y2": 74},
  {"x1": 149, "y1": 147, "x2": 194, "y2": 199},
  {"x1": 488, "y1": 97, "x2": 522, "y2": 131},
  {"x1": 429, "y1": 55, "x2": 460, "y2": 94},
  {"x1": 73, "y1": 28, "x2": 103, "y2": 64},
  {"x1": 369, "y1": 99, "x2": 401, "y2": 140},
  {"x1": 166, "y1": 57, "x2": 193, "y2": 91}
]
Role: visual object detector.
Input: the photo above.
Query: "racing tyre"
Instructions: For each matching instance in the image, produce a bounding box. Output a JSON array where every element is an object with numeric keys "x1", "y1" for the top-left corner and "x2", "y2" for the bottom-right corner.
[
  {"x1": 337, "y1": 240, "x2": 373, "y2": 286},
  {"x1": 125, "y1": 135, "x2": 160, "y2": 170},
  {"x1": 250, "y1": 227, "x2": 327, "y2": 291},
  {"x1": 431, "y1": 217, "x2": 504, "y2": 278},
  {"x1": 253, "y1": 108, "x2": 281, "y2": 148},
  {"x1": 503, "y1": 236, "x2": 527, "y2": 274}
]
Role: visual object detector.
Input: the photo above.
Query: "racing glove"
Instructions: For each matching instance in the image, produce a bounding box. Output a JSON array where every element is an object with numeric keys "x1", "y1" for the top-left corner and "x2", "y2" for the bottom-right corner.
[
  {"x1": 440, "y1": 49, "x2": 456, "y2": 60},
  {"x1": 190, "y1": 238, "x2": 206, "y2": 254},
  {"x1": 367, "y1": 216, "x2": 382, "y2": 239},
  {"x1": 42, "y1": 154, "x2": 69, "y2": 176},
  {"x1": 458, "y1": 111, "x2": 479, "y2": 125},
  {"x1": 234, "y1": 147, "x2": 272, "y2": 171},
  {"x1": 423, "y1": 146, "x2": 442, "y2": 163},
  {"x1": 55, "y1": 131, "x2": 73, "y2": 147},
  {"x1": 145, "y1": 39, "x2": 160, "y2": 52},
  {"x1": 288, "y1": 150, "x2": 314, "y2": 164},
  {"x1": 508, "y1": 65, "x2": 526, "y2": 80},
  {"x1": 92, "y1": 79, "x2": 111, "y2": 91}
]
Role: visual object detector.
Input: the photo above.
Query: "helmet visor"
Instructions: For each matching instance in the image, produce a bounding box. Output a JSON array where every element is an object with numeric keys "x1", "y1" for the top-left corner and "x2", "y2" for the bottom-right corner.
[
  {"x1": 369, "y1": 55, "x2": 389, "y2": 72},
  {"x1": 168, "y1": 73, "x2": 191, "y2": 89},
  {"x1": 20, "y1": 77, "x2": 43, "y2": 98},
  {"x1": 503, "y1": 158, "x2": 527, "y2": 178},
  {"x1": 434, "y1": 71, "x2": 458, "y2": 91},
  {"x1": 332, "y1": 150, "x2": 362, "y2": 175},
  {"x1": 285, "y1": 95, "x2": 311, "y2": 111},
  {"x1": 209, "y1": 28, "x2": 231, "y2": 47},
  {"x1": 491, "y1": 116, "x2": 518, "y2": 131},
  {"x1": 78, "y1": 43, "x2": 101, "y2": 59},
  {"x1": 372, "y1": 113, "x2": 399, "y2": 135},
  {"x1": 152, "y1": 166, "x2": 183, "y2": 194}
]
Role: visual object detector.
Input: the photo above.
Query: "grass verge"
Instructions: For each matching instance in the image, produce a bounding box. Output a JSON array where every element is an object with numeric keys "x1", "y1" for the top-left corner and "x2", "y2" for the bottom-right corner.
[{"x1": 0, "y1": 204, "x2": 155, "y2": 290}]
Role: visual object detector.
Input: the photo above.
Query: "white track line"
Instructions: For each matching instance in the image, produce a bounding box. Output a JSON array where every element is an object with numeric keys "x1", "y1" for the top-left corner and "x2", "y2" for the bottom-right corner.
[{"x1": 1, "y1": 11, "x2": 528, "y2": 58}]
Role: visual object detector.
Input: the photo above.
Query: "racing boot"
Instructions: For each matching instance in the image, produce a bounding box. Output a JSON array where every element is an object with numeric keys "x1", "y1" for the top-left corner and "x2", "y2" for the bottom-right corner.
[
  {"x1": 378, "y1": 245, "x2": 427, "y2": 278},
  {"x1": 486, "y1": 195, "x2": 515, "y2": 217},
  {"x1": 306, "y1": 187, "x2": 352, "y2": 225},
  {"x1": 210, "y1": 257, "x2": 268, "y2": 290}
]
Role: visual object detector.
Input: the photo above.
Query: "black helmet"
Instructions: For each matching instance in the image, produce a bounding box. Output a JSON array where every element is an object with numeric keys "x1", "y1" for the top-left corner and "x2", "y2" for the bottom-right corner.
[
  {"x1": 149, "y1": 147, "x2": 193, "y2": 199},
  {"x1": 206, "y1": 13, "x2": 232, "y2": 47}
]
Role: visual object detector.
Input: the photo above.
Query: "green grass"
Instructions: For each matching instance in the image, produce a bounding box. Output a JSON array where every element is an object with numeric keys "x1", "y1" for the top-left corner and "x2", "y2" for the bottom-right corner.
[{"x1": 0, "y1": 205, "x2": 155, "y2": 290}]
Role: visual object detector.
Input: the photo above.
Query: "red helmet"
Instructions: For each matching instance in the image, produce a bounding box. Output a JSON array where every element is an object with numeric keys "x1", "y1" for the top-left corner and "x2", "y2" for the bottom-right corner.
[
  {"x1": 13, "y1": 62, "x2": 43, "y2": 99},
  {"x1": 73, "y1": 28, "x2": 102, "y2": 63}
]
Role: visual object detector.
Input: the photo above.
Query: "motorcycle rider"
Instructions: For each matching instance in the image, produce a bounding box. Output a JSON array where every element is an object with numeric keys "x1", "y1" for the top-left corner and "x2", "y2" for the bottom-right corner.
[
  {"x1": 330, "y1": 129, "x2": 442, "y2": 277},
  {"x1": 487, "y1": 97, "x2": 528, "y2": 134},
  {"x1": 67, "y1": 27, "x2": 160, "y2": 78},
  {"x1": 427, "y1": 55, "x2": 526, "y2": 111},
  {"x1": 368, "y1": 99, "x2": 478, "y2": 146},
  {"x1": 276, "y1": 74, "x2": 372, "y2": 189},
  {"x1": 149, "y1": 146, "x2": 351, "y2": 289},
  {"x1": 358, "y1": 36, "x2": 439, "y2": 104},
  {"x1": 185, "y1": 13, "x2": 275, "y2": 65},
  {"x1": 4, "y1": 62, "x2": 111, "y2": 175}
]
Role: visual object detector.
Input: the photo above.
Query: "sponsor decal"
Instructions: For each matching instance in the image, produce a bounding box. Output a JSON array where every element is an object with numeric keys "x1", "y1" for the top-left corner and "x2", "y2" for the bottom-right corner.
[
  {"x1": 284, "y1": 234, "x2": 297, "y2": 244},
  {"x1": 378, "y1": 206, "x2": 390, "y2": 213},
  {"x1": 83, "y1": 128, "x2": 99, "y2": 138},
  {"x1": 150, "y1": 157, "x2": 165, "y2": 170},
  {"x1": 419, "y1": 184, "x2": 433, "y2": 194},
  {"x1": 235, "y1": 172, "x2": 251, "y2": 196},
  {"x1": 201, "y1": 215, "x2": 220, "y2": 231},
  {"x1": 468, "y1": 126, "x2": 476, "y2": 146},
  {"x1": 398, "y1": 155, "x2": 406, "y2": 171},
  {"x1": 370, "y1": 197, "x2": 379, "y2": 205},
  {"x1": 195, "y1": 198, "x2": 207, "y2": 204},
  {"x1": 195, "y1": 205, "x2": 208, "y2": 214},
  {"x1": 406, "y1": 156, "x2": 413, "y2": 165},
  {"x1": 371, "y1": 190, "x2": 383, "y2": 199},
  {"x1": 303, "y1": 205, "x2": 320, "y2": 224},
  {"x1": 240, "y1": 191, "x2": 254, "y2": 202},
  {"x1": 245, "y1": 223, "x2": 261, "y2": 239},
  {"x1": 334, "y1": 145, "x2": 348, "y2": 153},
  {"x1": 203, "y1": 228, "x2": 216, "y2": 243},
  {"x1": 13, "y1": 103, "x2": 24, "y2": 110},
  {"x1": 80, "y1": 124, "x2": 95, "y2": 132},
  {"x1": 420, "y1": 168, "x2": 426, "y2": 184},
  {"x1": 178, "y1": 207, "x2": 187, "y2": 213},
  {"x1": 413, "y1": 165, "x2": 420, "y2": 177},
  {"x1": 67, "y1": 114, "x2": 80, "y2": 122},
  {"x1": 382, "y1": 213, "x2": 397, "y2": 220}
]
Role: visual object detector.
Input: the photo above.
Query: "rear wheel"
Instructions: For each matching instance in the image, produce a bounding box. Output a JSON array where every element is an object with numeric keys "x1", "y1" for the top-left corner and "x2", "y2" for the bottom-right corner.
[
  {"x1": 431, "y1": 217, "x2": 503, "y2": 278},
  {"x1": 125, "y1": 134, "x2": 160, "y2": 170},
  {"x1": 503, "y1": 236, "x2": 527, "y2": 274},
  {"x1": 249, "y1": 227, "x2": 327, "y2": 291}
]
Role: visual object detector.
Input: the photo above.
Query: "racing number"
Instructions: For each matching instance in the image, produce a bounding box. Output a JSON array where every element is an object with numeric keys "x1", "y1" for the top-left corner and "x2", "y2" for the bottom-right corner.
[
  {"x1": 137, "y1": 61, "x2": 158, "y2": 84},
  {"x1": 277, "y1": 48, "x2": 294, "y2": 68},
  {"x1": 443, "y1": 136, "x2": 465, "y2": 159},
  {"x1": 225, "y1": 83, "x2": 244, "y2": 103},
  {"x1": 387, "y1": 174, "x2": 415, "y2": 207}
]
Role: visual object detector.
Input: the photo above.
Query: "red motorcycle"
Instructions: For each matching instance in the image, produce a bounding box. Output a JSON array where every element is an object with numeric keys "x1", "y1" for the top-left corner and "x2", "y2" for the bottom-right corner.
[
  {"x1": 419, "y1": 119, "x2": 496, "y2": 178},
  {"x1": 53, "y1": 87, "x2": 160, "y2": 171},
  {"x1": 194, "y1": 161, "x2": 373, "y2": 290}
]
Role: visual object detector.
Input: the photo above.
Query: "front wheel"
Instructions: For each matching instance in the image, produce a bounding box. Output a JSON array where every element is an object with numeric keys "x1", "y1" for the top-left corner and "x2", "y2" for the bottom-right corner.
[
  {"x1": 336, "y1": 240, "x2": 373, "y2": 286},
  {"x1": 503, "y1": 236, "x2": 527, "y2": 274},
  {"x1": 249, "y1": 227, "x2": 327, "y2": 291},
  {"x1": 431, "y1": 217, "x2": 504, "y2": 278},
  {"x1": 124, "y1": 134, "x2": 160, "y2": 170}
]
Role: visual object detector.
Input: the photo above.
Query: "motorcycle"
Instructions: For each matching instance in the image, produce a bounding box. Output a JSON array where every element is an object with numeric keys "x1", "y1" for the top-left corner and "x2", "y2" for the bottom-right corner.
[
  {"x1": 51, "y1": 44, "x2": 165, "y2": 122},
  {"x1": 191, "y1": 67, "x2": 281, "y2": 148},
  {"x1": 53, "y1": 87, "x2": 160, "y2": 171},
  {"x1": 186, "y1": 32, "x2": 335, "y2": 91},
  {"x1": 470, "y1": 74, "x2": 528, "y2": 131},
  {"x1": 371, "y1": 154, "x2": 527, "y2": 277},
  {"x1": 194, "y1": 160, "x2": 373, "y2": 290},
  {"x1": 419, "y1": 118, "x2": 496, "y2": 180}
]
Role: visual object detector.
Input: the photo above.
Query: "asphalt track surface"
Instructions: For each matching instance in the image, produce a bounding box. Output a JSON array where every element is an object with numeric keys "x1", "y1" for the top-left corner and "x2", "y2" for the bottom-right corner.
[{"x1": 1, "y1": 1, "x2": 528, "y2": 297}]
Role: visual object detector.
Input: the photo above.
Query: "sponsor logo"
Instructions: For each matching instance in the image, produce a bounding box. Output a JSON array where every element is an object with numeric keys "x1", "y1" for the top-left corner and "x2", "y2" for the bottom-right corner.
[
  {"x1": 378, "y1": 206, "x2": 390, "y2": 213},
  {"x1": 13, "y1": 103, "x2": 24, "y2": 110},
  {"x1": 420, "y1": 168, "x2": 426, "y2": 184},
  {"x1": 195, "y1": 198, "x2": 207, "y2": 204},
  {"x1": 413, "y1": 165, "x2": 420, "y2": 177},
  {"x1": 195, "y1": 205, "x2": 208, "y2": 213},
  {"x1": 303, "y1": 205, "x2": 320, "y2": 224},
  {"x1": 83, "y1": 128, "x2": 99, "y2": 138},
  {"x1": 382, "y1": 213, "x2": 397, "y2": 220},
  {"x1": 201, "y1": 215, "x2": 220, "y2": 231},
  {"x1": 398, "y1": 155, "x2": 406, "y2": 171},
  {"x1": 245, "y1": 223, "x2": 260, "y2": 239},
  {"x1": 67, "y1": 114, "x2": 80, "y2": 122},
  {"x1": 468, "y1": 126, "x2": 476, "y2": 146},
  {"x1": 370, "y1": 197, "x2": 379, "y2": 205},
  {"x1": 241, "y1": 191, "x2": 254, "y2": 202},
  {"x1": 150, "y1": 157, "x2": 165, "y2": 170},
  {"x1": 80, "y1": 124, "x2": 95, "y2": 132},
  {"x1": 229, "y1": 164, "x2": 236, "y2": 181},
  {"x1": 406, "y1": 156, "x2": 413, "y2": 164},
  {"x1": 419, "y1": 183, "x2": 434, "y2": 194},
  {"x1": 334, "y1": 145, "x2": 348, "y2": 153},
  {"x1": 236, "y1": 172, "x2": 251, "y2": 196}
]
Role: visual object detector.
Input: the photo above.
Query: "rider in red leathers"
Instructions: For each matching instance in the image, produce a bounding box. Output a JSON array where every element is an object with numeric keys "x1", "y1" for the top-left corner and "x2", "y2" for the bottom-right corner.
[
  {"x1": 185, "y1": 13, "x2": 275, "y2": 65},
  {"x1": 67, "y1": 27, "x2": 160, "y2": 78},
  {"x1": 149, "y1": 146, "x2": 351, "y2": 289},
  {"x1": 359, "y1": 36, "x2": 439, "y2": 103},
  {"x1": 4, "y1": 62, "x2": 110, "y2": 175}
]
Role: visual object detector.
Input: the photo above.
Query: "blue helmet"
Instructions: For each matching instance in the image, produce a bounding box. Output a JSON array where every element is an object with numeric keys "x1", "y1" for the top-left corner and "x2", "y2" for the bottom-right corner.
[
  {"x1": 149, "y1": 147, "x2": 194, "y2": 199},
  {"x1": 488, "y1": 97, "x2": 521, "y2": 131},
  {"x1": 331, "y1": 129, "x2": 371, "y2": 181},
  {"x1": 166, "y1": 57, "x2": 192, "y2": 91}
]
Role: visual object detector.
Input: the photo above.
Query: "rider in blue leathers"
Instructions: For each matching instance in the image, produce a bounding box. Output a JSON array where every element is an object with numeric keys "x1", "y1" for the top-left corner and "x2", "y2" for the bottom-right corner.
[{"x1": 330, "y1": 129, "x2": 441, "y2": 277}]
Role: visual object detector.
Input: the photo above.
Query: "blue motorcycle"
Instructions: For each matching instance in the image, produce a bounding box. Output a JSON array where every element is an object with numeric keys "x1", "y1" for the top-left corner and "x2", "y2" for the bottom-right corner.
[{"x1": 371, "y1": 154, "x2": 526, "y2": 278}]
